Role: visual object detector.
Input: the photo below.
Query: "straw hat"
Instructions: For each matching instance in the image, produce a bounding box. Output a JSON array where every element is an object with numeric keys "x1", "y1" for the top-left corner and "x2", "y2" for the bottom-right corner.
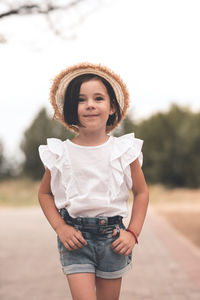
[{"x1": 50, "y1": 62, "x2": 130, "y2": 133}]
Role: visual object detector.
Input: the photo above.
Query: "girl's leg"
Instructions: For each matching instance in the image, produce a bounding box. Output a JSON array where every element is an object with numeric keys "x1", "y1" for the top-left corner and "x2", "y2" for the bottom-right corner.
[
  {"x1": 95, "y1": 277, "x2": 122, "y2": 300},
  {"x1": 67, "y1": 273, "x2": 97, "y2": 300}
]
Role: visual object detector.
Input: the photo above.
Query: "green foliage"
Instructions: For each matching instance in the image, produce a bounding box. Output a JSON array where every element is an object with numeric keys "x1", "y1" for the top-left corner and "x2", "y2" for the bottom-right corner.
[
  {"x1": 112, "y1": 112, "x2": 137, "y2": 137},
  {"x1": 0, "y1": 140, "x2": 14, "y2": 179},
  {"x1": 136, "y1": 104, "x2": 200, "y2": 187},
  {"x1": 20, "y1": 108, "x2": 76, "y2": 180},
  {"x1": 0, "y1": 141, "x2": 5, "y2": 178}
]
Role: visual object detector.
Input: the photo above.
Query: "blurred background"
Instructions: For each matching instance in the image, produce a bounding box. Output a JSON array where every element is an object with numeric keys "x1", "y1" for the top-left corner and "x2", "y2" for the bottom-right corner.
[{"x1": 0, "y1": 0, "x2": 200, "y2": 299}]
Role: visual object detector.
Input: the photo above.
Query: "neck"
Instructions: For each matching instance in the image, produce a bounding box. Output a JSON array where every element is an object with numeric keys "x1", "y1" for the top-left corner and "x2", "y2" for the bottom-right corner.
[{"x1": 75, "y1": 129, "x2": 109, "y2": 146}]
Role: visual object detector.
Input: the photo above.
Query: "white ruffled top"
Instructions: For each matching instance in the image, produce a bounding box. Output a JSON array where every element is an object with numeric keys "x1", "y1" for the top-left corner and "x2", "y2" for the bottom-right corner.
[{"x1": 38, "y1": 133, "x2": 143, "y2": 218}]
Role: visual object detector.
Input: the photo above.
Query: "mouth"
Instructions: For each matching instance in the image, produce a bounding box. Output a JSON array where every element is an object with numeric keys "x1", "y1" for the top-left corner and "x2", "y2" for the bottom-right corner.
[{"x1": 84, "y1": 114, "x2": 99, "y2": 118}]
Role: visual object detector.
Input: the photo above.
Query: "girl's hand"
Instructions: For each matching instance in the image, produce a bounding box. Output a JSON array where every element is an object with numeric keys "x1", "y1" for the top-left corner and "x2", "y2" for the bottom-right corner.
[
  {"x1": 56, "y1": 223, "x2": 87, "y2": 251},
  {"x1": 111, "y1": 228, "x2": 136, "y2": 256}
]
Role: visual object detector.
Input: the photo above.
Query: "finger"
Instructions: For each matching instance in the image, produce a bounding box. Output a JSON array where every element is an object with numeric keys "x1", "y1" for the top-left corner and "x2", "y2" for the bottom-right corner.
[
  {"x1": 76, "y1": 232, "x2": 87, "y2": 245},
  {"x1": 112, "y1": 228, "x2": 117, "y2": 236},
  {"x1": 116, "y1": 244, "x2": 125, "y2": 253},
  {"x1": 114, "y1": 245, "x2": 129, "y2": 255},
  {"x1": 73, "y1": 236, "x2": 85, "y2": 248},
  {"x1": 111, "y1": 238, "x2": 121, "y2": 248},
  {"x1": 118, "y1": 246, "x2": 129, "y2": 255},
  {"x1": 112, "y1": 242, "x2": 124, "y2": 252},
  {"x1": 67, "y1": 239, "x2": 79, "y2": 250},
  {"x1": 64, "y1": 242, "x2": 73, "y2": 251},
  {"x1": 124, "y1": 248, "x2": 132, "y2": 256}
]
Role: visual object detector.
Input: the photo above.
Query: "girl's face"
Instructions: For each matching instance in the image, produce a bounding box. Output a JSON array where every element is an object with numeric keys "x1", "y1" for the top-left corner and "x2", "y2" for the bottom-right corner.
[{"x1": 77, "y1": 79, "x2": 116, "y2": 132}]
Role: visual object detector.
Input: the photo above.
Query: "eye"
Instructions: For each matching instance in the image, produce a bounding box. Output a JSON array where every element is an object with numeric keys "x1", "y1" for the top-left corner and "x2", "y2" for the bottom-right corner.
[
  {"x1": 95, "y1": 97, "x2": 104, "y2": 101},
  {"x1": 78, "y1": 98, "x2": 85, "y2": 102}
]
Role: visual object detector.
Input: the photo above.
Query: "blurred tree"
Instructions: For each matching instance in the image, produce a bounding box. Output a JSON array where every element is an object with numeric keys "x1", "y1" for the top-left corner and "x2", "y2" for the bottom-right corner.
[
  {"x1": 121, "y1": 113, "x2": 137, "y2": 134},
  {"x1": 0, "y1": 0, "x2": 112, "y2": 42},
  {"x1": 112, "y1": 112, "x2": 138, "y2": 137},
  {"x1": 20, "y1": 108, "x2": 76, "y2": 179},
  {"x1": 0, "y1": 140, "x2": 4, "y2": 178},
  {"x1": 182, "y1": 111, "x2": 200, "y2": 187},
  {"x1": 136, "y1": 111, "x2": 172, "y2": 184},
  {"x1": 137, "y1": 104, "x2": 200, "y2": 187},
  {"x1": 0, "y1": 140, "x2": 14, "y2": 179}
]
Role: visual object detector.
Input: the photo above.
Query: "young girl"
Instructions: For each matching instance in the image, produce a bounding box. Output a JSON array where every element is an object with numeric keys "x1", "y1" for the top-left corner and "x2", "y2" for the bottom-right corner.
[{"x1": 38, "y1": 62, "x2": 149, "y2": 300}]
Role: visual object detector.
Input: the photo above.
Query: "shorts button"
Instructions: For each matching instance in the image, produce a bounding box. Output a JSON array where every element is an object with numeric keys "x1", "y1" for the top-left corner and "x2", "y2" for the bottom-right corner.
[{"x1": 100, "y1": 219, "x2": 106, "y2": 225}]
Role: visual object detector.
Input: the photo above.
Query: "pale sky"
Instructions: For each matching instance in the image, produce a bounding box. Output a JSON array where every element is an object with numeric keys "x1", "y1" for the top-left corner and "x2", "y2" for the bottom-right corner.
[{"x1": 0, "y1": 0, "x2": 200, "y2": 160}]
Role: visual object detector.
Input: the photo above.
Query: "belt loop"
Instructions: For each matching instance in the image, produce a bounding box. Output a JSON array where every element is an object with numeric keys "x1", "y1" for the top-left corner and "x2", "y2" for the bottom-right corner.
[{"x1": 115, "y1": 224, "x2": 120, "y2": 237}]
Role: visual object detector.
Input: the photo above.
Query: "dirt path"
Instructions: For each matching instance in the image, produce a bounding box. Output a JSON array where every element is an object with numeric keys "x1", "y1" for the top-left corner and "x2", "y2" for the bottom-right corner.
[{"x1": 0, "y1": 206, "x2": 200, "y2": 300}]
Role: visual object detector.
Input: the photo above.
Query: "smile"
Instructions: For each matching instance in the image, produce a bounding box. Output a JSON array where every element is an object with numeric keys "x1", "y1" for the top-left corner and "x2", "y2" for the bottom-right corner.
[{"x1": 84, "y1": 115, "x2": 99, "y2": 118}]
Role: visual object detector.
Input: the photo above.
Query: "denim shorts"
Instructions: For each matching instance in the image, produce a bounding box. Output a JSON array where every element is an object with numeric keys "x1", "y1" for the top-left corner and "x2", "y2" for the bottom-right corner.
[{"x1": 57, "y1": 208, "x2": 132, "y2": 279}]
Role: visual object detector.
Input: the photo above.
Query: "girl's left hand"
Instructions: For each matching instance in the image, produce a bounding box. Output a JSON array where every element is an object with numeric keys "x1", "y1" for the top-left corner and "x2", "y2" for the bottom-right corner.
[{"x1": 111, "y1": 229, "x2": 136, "y2": 256}]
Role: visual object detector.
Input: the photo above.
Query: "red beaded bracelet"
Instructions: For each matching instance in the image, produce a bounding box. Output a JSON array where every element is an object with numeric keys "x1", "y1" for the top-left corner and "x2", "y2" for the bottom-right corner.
[{"x1": 126, "y1": 229, "x2": 139, "y2": 244}]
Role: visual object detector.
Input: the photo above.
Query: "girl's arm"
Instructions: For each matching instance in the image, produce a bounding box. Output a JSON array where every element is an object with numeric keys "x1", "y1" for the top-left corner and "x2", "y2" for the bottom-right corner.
[
  {"x1": 38, "y1": 168, "x2": 87, "y2": 250},
  {"x1": 111, "y1": 158, "x2": 149, "y2": 255},
  {"x1": 127, "y1": 158, "x2": 149, "y2": 236}
]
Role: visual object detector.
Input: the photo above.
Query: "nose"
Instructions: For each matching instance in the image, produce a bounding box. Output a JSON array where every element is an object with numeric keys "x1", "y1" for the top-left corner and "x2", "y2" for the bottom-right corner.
[{"x1": 86, "y1": 98, "x2": 96, "y2": 109}]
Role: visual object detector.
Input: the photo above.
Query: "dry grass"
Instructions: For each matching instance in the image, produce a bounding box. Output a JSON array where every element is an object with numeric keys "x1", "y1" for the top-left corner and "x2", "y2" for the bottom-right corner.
[
  {"x1": 149, "y1": 184, "x2": 200, "y2": 205},
  {"x1": 0, "y1": 178, "x2": 40, "y2": 207}
]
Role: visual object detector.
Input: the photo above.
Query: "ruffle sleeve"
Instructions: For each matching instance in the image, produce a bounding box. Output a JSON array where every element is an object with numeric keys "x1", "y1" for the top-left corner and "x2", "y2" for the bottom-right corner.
[
  {"x1": 38, "y1": 138, "x2": 66, "y2": 171},
  {"x1": 38, "y1": 138, "x2": 74, "y2": 209},
  {"x1": 110, "y1": 133, "x2": 143, "y2": 199}
]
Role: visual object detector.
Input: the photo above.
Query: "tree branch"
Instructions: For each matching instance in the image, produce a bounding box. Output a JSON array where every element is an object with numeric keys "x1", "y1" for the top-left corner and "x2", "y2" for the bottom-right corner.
[
  {"x1": 0, "y1": 0, "x2": 110, "y2": 42},
  {"x1": 0, "y1": 0, "x2": 83, "y2": 19}
]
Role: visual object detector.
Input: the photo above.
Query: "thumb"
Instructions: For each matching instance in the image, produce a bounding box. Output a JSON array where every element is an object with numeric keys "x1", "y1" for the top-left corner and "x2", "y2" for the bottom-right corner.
[{"x1": 112, "y1": 228, "x2": 118, "y2": 236}]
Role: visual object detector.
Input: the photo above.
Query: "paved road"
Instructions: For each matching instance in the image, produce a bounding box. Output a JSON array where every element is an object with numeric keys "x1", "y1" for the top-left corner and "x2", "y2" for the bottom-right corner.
[{"x1": 0, "y1": 206, "x2": 200, "y2": 300}]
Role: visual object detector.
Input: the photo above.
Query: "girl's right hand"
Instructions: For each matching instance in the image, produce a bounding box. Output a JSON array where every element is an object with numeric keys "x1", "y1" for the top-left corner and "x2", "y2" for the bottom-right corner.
[{"x1": 56, "y1": 223, "x2": 87, "y2": 251}]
